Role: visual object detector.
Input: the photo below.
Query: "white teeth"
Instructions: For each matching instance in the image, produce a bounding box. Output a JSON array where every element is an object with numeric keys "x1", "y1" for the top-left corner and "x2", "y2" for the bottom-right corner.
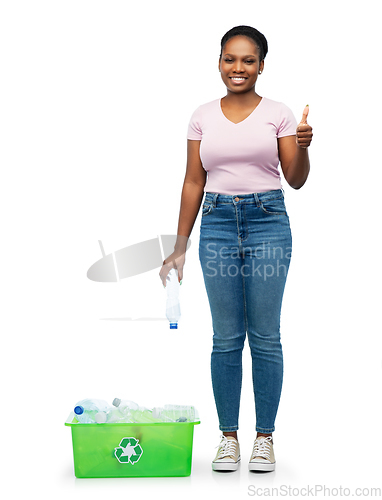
[{"x1": 231, "y1": 77, "x2": 245, "y2": 81}]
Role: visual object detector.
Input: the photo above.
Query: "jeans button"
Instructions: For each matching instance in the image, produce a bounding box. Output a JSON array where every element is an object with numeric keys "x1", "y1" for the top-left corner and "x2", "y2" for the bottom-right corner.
[{"x1": 235, "y1": 197, "x2": 239, "y2": 201}]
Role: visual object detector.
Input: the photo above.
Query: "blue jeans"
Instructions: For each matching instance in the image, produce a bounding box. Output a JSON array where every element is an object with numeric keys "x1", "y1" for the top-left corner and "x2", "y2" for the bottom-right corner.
[{"x1": 198, "y1": 190, "x2": 292, "y2": 433}]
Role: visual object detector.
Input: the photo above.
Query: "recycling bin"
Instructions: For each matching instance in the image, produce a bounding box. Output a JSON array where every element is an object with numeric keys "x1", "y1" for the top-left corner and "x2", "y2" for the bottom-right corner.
[{"x1": 65, "y1": 412, "x2": 200, "y2": 478}]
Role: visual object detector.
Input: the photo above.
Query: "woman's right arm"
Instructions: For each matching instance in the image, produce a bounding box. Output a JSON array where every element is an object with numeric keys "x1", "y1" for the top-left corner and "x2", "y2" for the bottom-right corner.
[
  {"x1": 159, "y1": 139, "x2": 206, "y2": 286},
  {"x1": 175, "y1": 140, "x2": 206, "y2": 248}
]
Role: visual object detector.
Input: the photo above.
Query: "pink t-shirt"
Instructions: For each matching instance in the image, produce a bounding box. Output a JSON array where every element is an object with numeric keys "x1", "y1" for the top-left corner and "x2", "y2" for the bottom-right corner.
[{"x1": 187, "y1": 96, "x2": 297, "y2": 194}]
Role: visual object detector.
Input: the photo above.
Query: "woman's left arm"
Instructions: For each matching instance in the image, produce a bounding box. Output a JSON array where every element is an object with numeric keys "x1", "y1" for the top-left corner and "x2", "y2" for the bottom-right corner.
[{"x1": 278, "y1": 106, "x2": 313, "y2": 190}]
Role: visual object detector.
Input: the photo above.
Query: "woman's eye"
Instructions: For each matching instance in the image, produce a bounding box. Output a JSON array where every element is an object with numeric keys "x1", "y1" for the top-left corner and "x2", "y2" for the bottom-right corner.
[{"x1": 224, "y1": 58, "x2": 255, "y2": 64}]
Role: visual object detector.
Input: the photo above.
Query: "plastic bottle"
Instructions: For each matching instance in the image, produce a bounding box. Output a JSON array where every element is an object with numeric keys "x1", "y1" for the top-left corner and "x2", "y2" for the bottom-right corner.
[
  {"x1": 166, "y1": 268, "x2": 181, "y2": 329},
  {"x1": 131, "y1": 406, "x2": 158, "y2": 423},
  {"x1": 74, "y1": 398, "x2": 111, "y2": 423},
  {"x1": 152, "y1": 407, "x2": 175, "y2": 422},
  {"x1": 111, "y1": 399, "x2": 157, "y2": 423},
  {"x1": 153, "y1": 405, "x2": 196, "y2": 422},
  {"x1": 111, "y1": 398, "x2": 138, "y2": 423},
  {"x1": 105, "y1": 407, "x2": 125, "y2": 423}
]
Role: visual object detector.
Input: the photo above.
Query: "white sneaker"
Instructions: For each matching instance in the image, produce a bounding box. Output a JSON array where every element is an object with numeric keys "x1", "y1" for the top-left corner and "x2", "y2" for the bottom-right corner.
[
  {"x1": 212, "y1": 435, "x2": 241, "y2": 471},
  {"x1": 249, "y1": 436, "x2": 276, "y2": 472}
]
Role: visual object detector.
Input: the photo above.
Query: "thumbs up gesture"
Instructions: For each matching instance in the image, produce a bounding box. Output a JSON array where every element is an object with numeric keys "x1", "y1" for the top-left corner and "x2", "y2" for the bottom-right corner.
[{"x1": 296, "y1": 105, "x2": 313, "y2": 149}]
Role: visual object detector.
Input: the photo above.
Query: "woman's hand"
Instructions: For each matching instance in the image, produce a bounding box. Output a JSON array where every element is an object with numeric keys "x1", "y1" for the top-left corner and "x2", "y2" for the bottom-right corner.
[
  {"x1": 159, "y1": 248, "x2": 186, "y2": 287},
  {"x1": 296, "y1": 105, "x2": 313, "y2": 149}
]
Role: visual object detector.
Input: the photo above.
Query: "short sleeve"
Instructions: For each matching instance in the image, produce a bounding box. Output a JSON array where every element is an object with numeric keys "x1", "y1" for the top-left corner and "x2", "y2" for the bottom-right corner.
[
  {"x1": 277, "y1": 103, "x2": 298, "y2": 138},
  {"x1": 187, "y1": 106, "x2": 203, "y2": 140}
]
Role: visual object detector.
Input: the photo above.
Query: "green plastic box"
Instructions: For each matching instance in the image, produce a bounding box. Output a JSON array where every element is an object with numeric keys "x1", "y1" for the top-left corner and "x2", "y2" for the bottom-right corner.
[{"x1": 65, "y1": 413, "x2": 200, "y2": 478}]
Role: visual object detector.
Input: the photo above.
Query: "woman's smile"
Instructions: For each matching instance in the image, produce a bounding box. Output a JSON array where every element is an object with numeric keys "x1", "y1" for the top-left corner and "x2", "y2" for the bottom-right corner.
[{"x1": 229, "y1": 77, "x2": 248, "y2": 85}]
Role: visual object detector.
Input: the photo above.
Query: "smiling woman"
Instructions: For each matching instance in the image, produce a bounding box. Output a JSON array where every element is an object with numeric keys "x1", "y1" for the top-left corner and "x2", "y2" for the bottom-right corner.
[{"x1": 158, "y1": 24, "x2": 313, "y2": 475}]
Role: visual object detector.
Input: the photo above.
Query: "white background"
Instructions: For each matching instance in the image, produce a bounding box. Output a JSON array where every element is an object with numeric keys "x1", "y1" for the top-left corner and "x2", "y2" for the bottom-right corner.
[{"x1": 2, "y1": 0, "x2": 381, "y2": 498}]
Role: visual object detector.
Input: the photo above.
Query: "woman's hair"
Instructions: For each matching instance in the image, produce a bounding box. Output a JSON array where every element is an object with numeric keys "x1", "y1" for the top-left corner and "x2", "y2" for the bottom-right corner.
[{"x1": 220, "y1": 25, "x2": 268, "y2": 62}]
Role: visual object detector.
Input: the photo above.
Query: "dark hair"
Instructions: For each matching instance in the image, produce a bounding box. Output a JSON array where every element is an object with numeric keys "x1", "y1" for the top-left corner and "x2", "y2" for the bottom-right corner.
[{"x1": 220, "y1": 25, "x2": 268, "y2": 62}]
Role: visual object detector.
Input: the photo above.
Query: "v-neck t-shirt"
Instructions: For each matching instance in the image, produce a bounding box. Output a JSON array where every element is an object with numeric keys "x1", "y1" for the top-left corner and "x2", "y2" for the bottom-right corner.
[{"x1": 187, "y1": 96, "x2": 297, "y2": 194}]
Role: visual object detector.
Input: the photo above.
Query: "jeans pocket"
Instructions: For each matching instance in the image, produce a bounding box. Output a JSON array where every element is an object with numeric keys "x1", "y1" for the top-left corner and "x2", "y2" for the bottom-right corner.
[
  {"x1": 260, "y1": 197, "x2": 287, "y2": 215},
  {"x1": 202, "y1": 202, "x2": 213, "y2": 216}
]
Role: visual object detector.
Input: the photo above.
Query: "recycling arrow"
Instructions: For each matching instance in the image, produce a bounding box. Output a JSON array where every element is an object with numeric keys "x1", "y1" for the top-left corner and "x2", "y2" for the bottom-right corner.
[{"x1": 114, "y1": 437, "x2": 143, "y2": 465}]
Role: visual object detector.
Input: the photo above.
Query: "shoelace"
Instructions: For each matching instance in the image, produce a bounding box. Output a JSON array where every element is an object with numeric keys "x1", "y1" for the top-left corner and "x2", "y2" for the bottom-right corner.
[
  {"x1": 251, "y1": 436, "x2": 272, "y2": 460},
  {"x1": 216, "y1": 435, "x2": 238, "y2": 459}
]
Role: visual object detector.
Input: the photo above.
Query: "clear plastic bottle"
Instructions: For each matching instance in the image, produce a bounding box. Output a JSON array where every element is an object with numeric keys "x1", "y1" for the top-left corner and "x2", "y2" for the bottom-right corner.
[
  {"x1": 152, "y1": 407, "x2": 175, "y2": 422},
  {"x1": 166, "y1": 268, "x2": 181, "y2": 329},
  {"x1": 111, "y1": 398, "x2": 138, "y2": 423},
  {"x1": 130, "y1": 407, "x2": 158, "y2": 423},
  {"x1": 111, "y1": 399, "x2": 157, "y2": 423},
  {"x1": 133, "y1": 405, "x2": 156, "y2": 423},
  {"x1": 152, "y1": 404, "x2": 196, "y2": 422},
  {"x1": 74, "y1": 398, "x2": 111, "y2": 423},
  {"x1": 106, "y1": 407, "x2": 125, "y2": 423}
]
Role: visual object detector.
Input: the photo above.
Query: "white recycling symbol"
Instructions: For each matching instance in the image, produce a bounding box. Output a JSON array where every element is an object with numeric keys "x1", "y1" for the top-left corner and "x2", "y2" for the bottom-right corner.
[{"x1": 114, "y1": 437, "x2": 143, "y2": 465}]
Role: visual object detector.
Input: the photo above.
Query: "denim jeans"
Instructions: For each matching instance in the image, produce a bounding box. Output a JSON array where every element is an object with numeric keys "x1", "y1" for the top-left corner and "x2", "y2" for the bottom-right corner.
[{"x1": 198, "y1": 189, "x2": 292, "y2": 433}]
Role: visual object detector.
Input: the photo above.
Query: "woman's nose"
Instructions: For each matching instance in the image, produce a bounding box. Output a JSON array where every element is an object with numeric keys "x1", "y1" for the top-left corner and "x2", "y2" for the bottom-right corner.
[{"x1": 232, "y1": 61, "x2": 244, "y2": 73}]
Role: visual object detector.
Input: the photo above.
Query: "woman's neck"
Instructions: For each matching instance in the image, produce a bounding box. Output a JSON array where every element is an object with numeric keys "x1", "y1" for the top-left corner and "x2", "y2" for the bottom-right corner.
[{"x1": 222, "y1": 90, "x2": 262, "y2": 108}]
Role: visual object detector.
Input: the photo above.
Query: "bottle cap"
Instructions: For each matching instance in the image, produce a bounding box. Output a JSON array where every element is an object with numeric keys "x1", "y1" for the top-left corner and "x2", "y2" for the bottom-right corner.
[
  {"x1": 74, "y1": 405, "x2": 84, "y2": 415},
  {"x1": 169, "y1": 323, "x2": 178, "y2": 329},
  {"x1": 152, "y1": 408, "x2": 161, "y2": 419},
  {"x1": 95, "y1": 412, "x2": 107, "y2": 423},
  {"x1": 113, "y1": 398, "x2": 121, "y2": 407}
]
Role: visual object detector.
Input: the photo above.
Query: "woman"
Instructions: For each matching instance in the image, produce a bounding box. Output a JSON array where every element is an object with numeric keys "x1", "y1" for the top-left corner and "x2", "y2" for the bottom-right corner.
[{"x1": 159, "y1": 25, "x2": 313, "y2": 472}]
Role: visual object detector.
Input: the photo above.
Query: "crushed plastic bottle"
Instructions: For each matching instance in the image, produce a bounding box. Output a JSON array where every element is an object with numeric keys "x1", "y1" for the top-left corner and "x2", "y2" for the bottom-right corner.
[
  {"x1": 130, "y1": 406, "x2": 158, "y2": 423},
  {"x1": 111, "y1": 398, "x2": 139, "y2": 423},
  {"x1": 112, "y1": 399, "x2": 157, "y2": 423},
  {"x1": 105, "y1": 407, "x2": 125, "y2": 423},
  {"x1": 166, "y1": 268, "x2": 181, "y2": 329},
  {"x1": 74, "y1": 398, "x2": 111, "y2": 423},
  {"x1": 152, "y1": 405, "x2": 196, "y2": 423},
  {"x1": 152, "y1": 407, "x2": 174, "y2": 422}
]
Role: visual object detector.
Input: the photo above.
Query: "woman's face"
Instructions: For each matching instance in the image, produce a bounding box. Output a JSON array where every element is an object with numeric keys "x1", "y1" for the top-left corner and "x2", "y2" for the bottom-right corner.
[{"x1": 218, "y1": 35, "x2": 264, "y2": 94}]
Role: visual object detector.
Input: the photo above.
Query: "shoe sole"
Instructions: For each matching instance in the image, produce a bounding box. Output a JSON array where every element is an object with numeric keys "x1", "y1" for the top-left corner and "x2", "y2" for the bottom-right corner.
[
  {"x1": 248, "y1": 461, "x2": 275, "y2": 472},
  {"x1": 212, "y1": 458, "x2": 241, "y2": 471}
]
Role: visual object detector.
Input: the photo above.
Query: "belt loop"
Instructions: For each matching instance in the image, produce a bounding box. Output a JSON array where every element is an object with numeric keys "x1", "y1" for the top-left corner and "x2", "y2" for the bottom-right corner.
[
  {"x1": 254, "y1": 192, "x2": 260, "y2": 207},
  {"x1": 212, "y1": 193, "x2": 218, "y2": 207}
]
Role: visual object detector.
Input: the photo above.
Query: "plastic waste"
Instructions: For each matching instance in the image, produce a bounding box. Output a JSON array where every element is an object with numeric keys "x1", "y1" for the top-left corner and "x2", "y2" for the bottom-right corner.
[
  {"x1": 166, "y1": 268, "x2": 181, "y2": 329},
  {"x1": 152, "y1": 407, "x2": 174, "y2": 422},
  {"x1": 111, "y1": 398, "x2": 139, "y2": 423},
  {"x1": 112, "y1": 399, "x2": 157, "y2": 423},
  {"x1": 74, "y1": 398, "x2": 111, "y2": 423},
  {"x1": 105, "y1": 407, "x2": 125, "y2": 423},
  {"x1": 72, "y1": 399, "x2": 198, "y2": 424},
  {"x1": 130, "y1": 407, "x2": 158, "y2": 423},
  {"x1": 152, "y1": 405, "x2": 196, "y2": 423}
]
